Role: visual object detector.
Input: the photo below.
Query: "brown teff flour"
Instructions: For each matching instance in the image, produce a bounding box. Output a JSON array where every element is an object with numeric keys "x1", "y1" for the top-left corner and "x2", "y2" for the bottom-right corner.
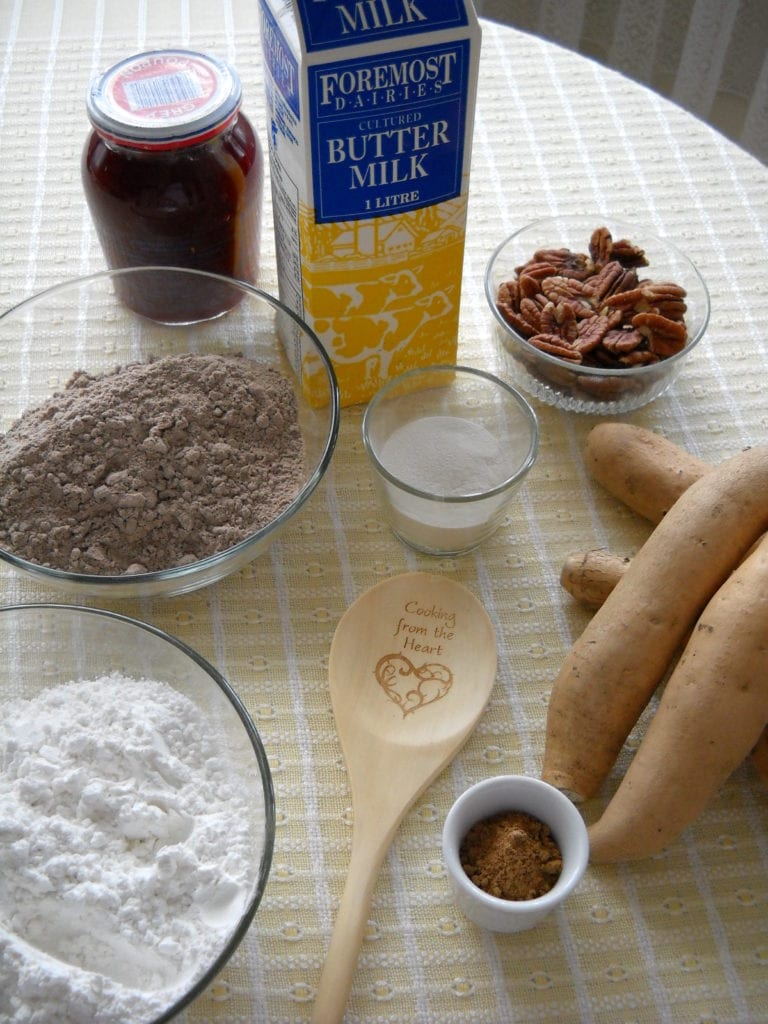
[
  {"x1": 0, "y1": 353, "x2": 305, "y2": 574},
  {"x1": 459, "y1": 810, "x2": 563, "y2": 901}
]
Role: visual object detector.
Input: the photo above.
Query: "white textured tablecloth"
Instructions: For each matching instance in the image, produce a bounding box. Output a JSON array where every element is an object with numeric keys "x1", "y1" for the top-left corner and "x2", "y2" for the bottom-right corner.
[{"x1": 1, "y1": 4, "x2": 767, "y2": 1023}]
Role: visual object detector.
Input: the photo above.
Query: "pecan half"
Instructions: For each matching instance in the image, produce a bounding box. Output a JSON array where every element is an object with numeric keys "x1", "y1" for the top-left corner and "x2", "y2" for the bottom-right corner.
[
  {"x1": 589, "y1": 227, "x2": 649, "y2": 269},
  {"x1": 610, "y1": 237, "x2": 649, "y2": 269},
  {"x1": 604, "y1": 281, "x2": 688, "y2": 319},
  {"x1": 582, "y1": 261, "x2": 628, "y2": 303},
  {"x1": 519, "y1": 296, "x2": 544, "y2": 334},
  {"x1": 516, "y1": 261, "x2": 559, "y2": 283},
  {"x1": 528, "y1": 333, "x2": 583, "y2": 361},
  {"x1": 618, "y1": 349, "x2": 661, "y2": 366},
  {"x1": 539, "y1": 301, "x2": 559, "y2": 335},
  {"x1": 640, "y1": 281, "x2": 686, "y2": 303},
  {"x1": 602, "y1": 328, "x2": 644, "y2": 354},
  {"x1": 541, "y1": 275, "x2": 589, "y2": 306},
  {"x1": 497, "y1": 279, "x2": 519, "y2": 310},
  {"x1": 498, "y1": 304, "x2": 535, "y2": 338},
  {"x1": 552, "y1": 301, "x2": 580, "y2": 342},
  {"x1": 529, "y1": 247, "x2": 594, "y2": 280},
  {"x1": 589, "y1": 227, "x2": 613, "y2": 266},
  {"x1": 574, "y1": 314, "x2": 614, "y2": 354},
  {"x1": 632, "y1": 312, "x2": 688, "y2": 357},
  {"x1": 519, "y1": 272, "x2": 545, "y2": 300}
]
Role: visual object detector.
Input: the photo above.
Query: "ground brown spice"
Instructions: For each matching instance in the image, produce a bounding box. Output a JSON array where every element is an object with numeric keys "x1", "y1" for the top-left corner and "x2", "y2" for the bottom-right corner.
[{"x1": 459, "y1": 810, "x2": 563, "y2": 901}]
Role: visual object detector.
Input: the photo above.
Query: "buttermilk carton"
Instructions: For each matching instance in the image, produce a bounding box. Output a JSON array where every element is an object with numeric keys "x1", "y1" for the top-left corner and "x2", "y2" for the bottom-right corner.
[{"x1": 258, "y1": 0, "x2": 481, "y2": 406}]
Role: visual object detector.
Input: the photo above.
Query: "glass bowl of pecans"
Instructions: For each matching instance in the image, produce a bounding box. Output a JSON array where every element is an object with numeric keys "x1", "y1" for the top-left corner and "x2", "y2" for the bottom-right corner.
[{"x1": 485, "y1": 217, "x2": 710, "y2": 414}]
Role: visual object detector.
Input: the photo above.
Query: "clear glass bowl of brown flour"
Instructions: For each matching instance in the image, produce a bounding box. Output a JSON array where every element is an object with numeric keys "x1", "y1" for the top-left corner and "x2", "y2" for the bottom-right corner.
[
  {"x1": 0, "y1": 603, "x2": 275, "y2": 1024},
  {"x1": 0, "y1": 268, "x2": 339, "y2": 598}
]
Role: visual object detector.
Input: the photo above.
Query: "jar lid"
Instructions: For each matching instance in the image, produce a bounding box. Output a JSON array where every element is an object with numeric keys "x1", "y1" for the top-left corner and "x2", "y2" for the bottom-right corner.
[{"x1": 86, "y1": 49, "x2": 242, "y2": 150}]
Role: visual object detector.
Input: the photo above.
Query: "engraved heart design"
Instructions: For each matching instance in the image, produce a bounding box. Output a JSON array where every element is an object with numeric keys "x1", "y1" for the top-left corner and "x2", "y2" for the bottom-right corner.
[{"x1": 374, "y1": 654, "x2": 453, "y2": 717}]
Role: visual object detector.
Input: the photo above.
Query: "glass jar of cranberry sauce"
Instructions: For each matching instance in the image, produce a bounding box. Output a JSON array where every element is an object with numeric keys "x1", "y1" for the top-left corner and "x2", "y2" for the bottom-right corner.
[{"x1": 82, "y1": 49, "x2": 263, "y2": 323}]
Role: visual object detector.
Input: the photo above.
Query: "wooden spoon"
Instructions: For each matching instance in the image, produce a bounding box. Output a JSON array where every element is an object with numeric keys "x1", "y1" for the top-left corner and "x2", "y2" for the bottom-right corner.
[{"x1": 312, "y1": 571, "x2": 497, "y2": 1023}]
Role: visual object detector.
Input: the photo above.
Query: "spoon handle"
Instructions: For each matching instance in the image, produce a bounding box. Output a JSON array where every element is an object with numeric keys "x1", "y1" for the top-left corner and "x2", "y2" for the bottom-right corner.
[{"x1": 311, "y1": 818, "x2": 393, "y2": 1023}]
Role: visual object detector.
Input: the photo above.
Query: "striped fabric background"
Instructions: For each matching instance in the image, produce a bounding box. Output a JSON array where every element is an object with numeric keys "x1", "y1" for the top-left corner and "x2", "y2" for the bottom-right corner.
[{"x1": 475, "y1": 0, "x2": 768, "y2": 165}]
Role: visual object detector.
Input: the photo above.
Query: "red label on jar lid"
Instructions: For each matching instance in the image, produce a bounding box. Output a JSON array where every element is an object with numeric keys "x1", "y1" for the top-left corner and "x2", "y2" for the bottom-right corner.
[
  {"x1": 87, "y1": 49, "x2": 242, "y2": 149},
  {"x1": 111, "y1": 53, "x2": 218, "y2": 119}
]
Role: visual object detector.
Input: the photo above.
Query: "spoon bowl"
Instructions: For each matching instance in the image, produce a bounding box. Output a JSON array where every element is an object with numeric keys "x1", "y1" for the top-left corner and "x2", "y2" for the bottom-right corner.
[{"x1": 312, "y1": 571, "x2": 497, "y2": 1022}]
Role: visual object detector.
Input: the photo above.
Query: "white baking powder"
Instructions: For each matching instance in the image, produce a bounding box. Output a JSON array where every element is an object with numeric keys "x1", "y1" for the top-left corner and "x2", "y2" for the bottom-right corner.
[
  {"x1": 380, "y1": 414, "x2": 511, "y2": 496},
  {"x1": 0, "y1": 674, "x2": 257, "y2": 1024},
  {"x1": 377, "y1": 414, "x2": 527, "y2": 552}
]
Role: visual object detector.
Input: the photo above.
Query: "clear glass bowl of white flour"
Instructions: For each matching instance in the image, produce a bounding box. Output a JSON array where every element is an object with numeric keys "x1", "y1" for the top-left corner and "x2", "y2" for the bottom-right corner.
[{"x1": 0, "y1": 604, "x2": 274, "y2": 1024}]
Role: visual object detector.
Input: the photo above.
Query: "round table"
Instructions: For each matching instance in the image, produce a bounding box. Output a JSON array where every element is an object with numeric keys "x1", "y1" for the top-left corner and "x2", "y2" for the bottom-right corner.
[{"x1": 1, "y1": 5, "x2": 766, "y2": 1023}]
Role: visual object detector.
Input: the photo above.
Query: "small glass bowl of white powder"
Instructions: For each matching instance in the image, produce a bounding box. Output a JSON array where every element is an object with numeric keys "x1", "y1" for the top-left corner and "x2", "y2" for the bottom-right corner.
[
  {"x1": 362, "y1": 365, "x2": 539, "y2": 556},
  {"x1": 0, "y1": 604, "x2": 274, "y2": 1024}
]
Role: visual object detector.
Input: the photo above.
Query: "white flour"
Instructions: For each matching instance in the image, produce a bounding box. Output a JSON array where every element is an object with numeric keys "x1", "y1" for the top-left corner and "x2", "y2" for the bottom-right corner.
[{"x1": 0, "y1": 674, "x2": 258, "y2": 1024}]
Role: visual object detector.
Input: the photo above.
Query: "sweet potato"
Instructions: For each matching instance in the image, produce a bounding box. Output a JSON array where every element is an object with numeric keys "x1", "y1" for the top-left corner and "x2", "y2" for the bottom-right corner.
[
  {"x1": 564, "y1": 430, "x2": 767, "y2": 788},
  {"x1": 588, "y1": 533, "x2": 768, "y2": 861},
  {"x1": 751, "y1": 729, "x2": 768, "y2": 785},
  {"x1": 563, "y1": 539, "x2": 764, "y2": 610},
  {"x1": 561, "y1": 547, "x2": 768, "y2": 786},
  {"x1": 560, "y1": 549, "x2": 630, "y2": 607},
  {"x1": 543, "y1": 445, "x2": 768, "y2": 801},
  {"x1": 563, "y1": 424, "x2": 709, "y2": 606},
  {"x1": 585, "y1": 422, "x2": 709, "y2": 522}
]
